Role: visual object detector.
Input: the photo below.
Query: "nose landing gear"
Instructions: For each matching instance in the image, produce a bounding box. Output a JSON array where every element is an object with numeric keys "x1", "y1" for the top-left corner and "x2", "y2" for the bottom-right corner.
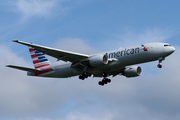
[
  {"x1": 157, "y1": 57, "x2": 165, "y2": 68},
  {"x1": 157, "y1": 64, "x2": 162, "y2": 68}
]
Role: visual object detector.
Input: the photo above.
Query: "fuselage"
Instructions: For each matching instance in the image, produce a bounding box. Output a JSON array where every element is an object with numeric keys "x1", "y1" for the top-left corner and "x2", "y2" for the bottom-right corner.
[{"x1": 27, "y1": 42, "x2": 175, "y2": 78}]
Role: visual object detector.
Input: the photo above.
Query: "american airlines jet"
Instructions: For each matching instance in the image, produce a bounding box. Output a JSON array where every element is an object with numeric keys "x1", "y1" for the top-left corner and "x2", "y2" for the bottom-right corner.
[{"x1": 7, "y1": 40, "x2": 175, "y2": 86}]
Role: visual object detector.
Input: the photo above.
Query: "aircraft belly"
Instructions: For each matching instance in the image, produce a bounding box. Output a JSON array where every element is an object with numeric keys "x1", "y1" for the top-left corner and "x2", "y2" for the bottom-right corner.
[{"x1": 53, "y1": 64, "x2": 80, "y2": 78}]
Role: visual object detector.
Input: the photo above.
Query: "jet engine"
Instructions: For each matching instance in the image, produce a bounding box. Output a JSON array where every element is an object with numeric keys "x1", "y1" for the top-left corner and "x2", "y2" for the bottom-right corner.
[
  {"x1": 89, "y1": 54, "x2": 108, "y2": 67},
  {"x1": 123, "y1": 66, "x2": 142, "y2": 78}
]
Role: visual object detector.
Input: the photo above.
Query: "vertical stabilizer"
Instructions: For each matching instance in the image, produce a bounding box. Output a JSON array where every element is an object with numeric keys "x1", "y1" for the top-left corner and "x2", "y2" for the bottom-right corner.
[{"x1": 29, "y1": 47, "x2": 51, "y2": 70}]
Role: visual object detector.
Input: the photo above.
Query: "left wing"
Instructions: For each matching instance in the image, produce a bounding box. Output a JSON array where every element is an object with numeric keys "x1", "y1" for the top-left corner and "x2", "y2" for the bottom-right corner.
[{"x1": 13, "y1": 40, "x2": 90, "y2": 63}]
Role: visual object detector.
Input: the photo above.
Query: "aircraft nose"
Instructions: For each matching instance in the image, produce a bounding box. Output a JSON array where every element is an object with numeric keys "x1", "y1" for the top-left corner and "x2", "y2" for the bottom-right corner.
[
  {"x1": 171, "y1": 46, "x2": 175, "y2": 53},
  {"x1": 164, "y1": 46, "x2": 175, "y2": 55}
]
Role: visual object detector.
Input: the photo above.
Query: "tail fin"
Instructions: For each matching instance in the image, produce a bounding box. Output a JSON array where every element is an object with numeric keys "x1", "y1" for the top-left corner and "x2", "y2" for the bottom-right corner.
[{"x1": 29, "y1": 47, "x2": 51, "y2": 70}]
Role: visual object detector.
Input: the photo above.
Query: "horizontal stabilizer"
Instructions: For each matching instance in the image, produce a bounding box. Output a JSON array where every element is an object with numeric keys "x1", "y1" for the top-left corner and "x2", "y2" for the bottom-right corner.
[{"x1": 6, "y1": 65, "x2": 40, "y2": 72}]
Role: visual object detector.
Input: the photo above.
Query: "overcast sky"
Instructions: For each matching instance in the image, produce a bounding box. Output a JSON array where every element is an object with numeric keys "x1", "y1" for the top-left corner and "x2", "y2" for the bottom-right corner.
[{"x1": 0, "y1": 0, "x2": 180, "y2": 120}]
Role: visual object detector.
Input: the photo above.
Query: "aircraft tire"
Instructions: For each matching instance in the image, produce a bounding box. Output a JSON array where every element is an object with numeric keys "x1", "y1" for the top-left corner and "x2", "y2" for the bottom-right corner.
[
  {"x1": 157, "y1": 64, "x2": 162, "y2": 68},
  {"x1": 79, "y1": 75, "x2": 85, "y2": 80},
  {"x1": 88, "y1": 73, "x2": 92, "y2": 77},
  {"x1": 79, "y1": 75, "x2": 82, "y2": 79},
  {"x1": 98, "y1": 81, "x2": 104, "y2": 86},
  {"x1": 103, "y1": 79, "x2": 108, "y2": 84},
  {"x1": 107, "y1": 79, "x2": 111, "y2": 83},
  {"x1": 85, "y1": 75, "x2": 88, "y2": 78}
]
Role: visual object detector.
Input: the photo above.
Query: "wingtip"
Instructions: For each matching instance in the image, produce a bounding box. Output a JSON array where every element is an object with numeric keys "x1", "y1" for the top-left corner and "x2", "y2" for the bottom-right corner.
[{"x1": 12, "y1": 40, "x2": 19, "y2": 42}]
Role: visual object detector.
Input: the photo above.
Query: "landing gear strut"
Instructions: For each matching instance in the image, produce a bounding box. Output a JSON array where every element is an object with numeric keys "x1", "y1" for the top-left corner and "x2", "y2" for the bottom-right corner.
[
  {"x1": 157, "y1": 57, "x2": 165, "y2": 68},
  {"x1": 79, "y1": 72, "x2": 92, "y2": 80}
]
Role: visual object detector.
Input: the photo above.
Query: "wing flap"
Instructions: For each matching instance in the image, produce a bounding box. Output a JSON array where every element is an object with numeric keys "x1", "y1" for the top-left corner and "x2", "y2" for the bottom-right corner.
[
  {"x1": 6, "y1": 65, "x2": 40, "y2": 72},
  {"x1": 13, "y1": 40, "x2": 90, "y2": 62}
]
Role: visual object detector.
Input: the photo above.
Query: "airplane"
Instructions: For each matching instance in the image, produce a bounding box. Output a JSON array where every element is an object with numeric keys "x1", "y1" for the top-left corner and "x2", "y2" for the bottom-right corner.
[{"x1": 7, "y1": 40, "x2": 175, "y2": 86}]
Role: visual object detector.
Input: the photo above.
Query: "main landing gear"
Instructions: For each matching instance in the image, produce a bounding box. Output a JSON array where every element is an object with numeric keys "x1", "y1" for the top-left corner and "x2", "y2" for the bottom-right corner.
[
  {"x1": 98, "y1": 73, "x2": 111, "y2": 86},
  {"x1": 79, "y1": 72, "x2": 92, "y2": 80},
  {"x1": 98, "y1": 78, "x2": 111, "y2": 86},
  {"x1": 157, "y1": 57, "x2": 165, "y2": 68}
]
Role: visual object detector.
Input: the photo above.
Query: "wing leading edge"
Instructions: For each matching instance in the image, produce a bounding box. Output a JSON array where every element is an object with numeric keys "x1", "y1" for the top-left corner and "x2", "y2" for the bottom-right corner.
[{"x1": 13, "y1": 40, "x2": 90, "y2": 63}]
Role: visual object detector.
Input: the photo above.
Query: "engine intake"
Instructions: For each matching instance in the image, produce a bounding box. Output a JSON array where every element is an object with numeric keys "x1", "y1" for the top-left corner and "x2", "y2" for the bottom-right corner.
[
  {"x1": 89, "y1": 54, "x2": 108, "y2": 67},
  {"x1": 123, "y1": 66, "x2": 142, "y2": 78}
]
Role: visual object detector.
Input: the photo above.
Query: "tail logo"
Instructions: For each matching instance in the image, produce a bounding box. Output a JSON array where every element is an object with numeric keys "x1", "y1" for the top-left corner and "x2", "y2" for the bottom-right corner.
[{"x1": 29, "y1": 47, "x2": 51, "y2": 69}]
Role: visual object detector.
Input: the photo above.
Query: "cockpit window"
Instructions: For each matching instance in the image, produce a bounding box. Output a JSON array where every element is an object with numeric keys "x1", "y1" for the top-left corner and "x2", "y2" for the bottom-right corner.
[{"x1": 164, "y1": 44, "x2": 171, "y2": 47}]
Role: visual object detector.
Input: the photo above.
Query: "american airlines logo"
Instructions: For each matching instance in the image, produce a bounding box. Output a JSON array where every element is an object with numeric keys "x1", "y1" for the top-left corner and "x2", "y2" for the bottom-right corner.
[
  {"x1": 141, "y1": 44, "x2": 148, "y2": 51},
  {"x1": 106, "y1": 47, "x2": 140, "y2": 58}
]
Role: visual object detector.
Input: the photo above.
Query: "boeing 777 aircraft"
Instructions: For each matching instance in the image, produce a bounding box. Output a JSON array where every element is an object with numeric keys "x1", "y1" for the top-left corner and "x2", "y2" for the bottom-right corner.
[{"x1": 7, "y1": 40, "x2": 175, "y2": 86}]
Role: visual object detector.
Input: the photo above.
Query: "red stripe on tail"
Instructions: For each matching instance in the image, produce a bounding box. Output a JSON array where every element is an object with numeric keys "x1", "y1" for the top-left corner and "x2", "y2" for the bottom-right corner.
[
  {"x1": 35, "y1": 64, "x2": 50, "y2": 69},
  {"x1": 33, "y1": 60, "x2": 40, "y2": 64},
  {"x1": 29, "y1": 48, "x2": 34, "y2": 52},
  {"x1": 31, "y1": 54, "x2": 37, "y2": 58}
]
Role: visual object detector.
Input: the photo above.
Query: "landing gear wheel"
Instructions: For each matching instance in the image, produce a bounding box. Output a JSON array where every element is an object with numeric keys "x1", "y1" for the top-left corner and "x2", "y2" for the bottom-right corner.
[
  {"x1": 98, "y1": 81, "x2": 104, "y2": 86},
  {"x1": 79, "y1": 72, "x2": 92, "y2": 80},
  {"x1": 88, "y1": 73, "x2": 92, "y2": 77},
  {"x1": 157, "y1": 64, "x2": 162, "y2": 68},
  {"x1": 103, "y1": 79, "x2": 108, "y2": 84},
  {"x1": 107, "y1": 79, "x2": 111, "y2": 83},
  {"x1": 85, "y1": 74, "x2": 88, "y2": 78},
  {"x1": 79, "y1": 75, "x2": 82, "y2": 79},
  {"x1": 98, "y1": 78, "x2": 111, "y2": 86},
  {"x1": 79, "y1": 75, "x2": 85, "y2": 80}
]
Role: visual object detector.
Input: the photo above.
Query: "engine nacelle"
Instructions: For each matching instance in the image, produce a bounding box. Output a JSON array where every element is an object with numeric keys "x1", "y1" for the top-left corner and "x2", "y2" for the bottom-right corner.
[
  {"x1": 89, "y1": 54, "x2": 108, "y2": 67},
  {"x1": 123, "y1": 66, "x2": 142, "y2": 78}
]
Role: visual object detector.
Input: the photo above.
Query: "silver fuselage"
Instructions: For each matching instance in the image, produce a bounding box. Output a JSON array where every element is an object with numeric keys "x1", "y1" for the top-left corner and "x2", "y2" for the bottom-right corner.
[{"x1": 28, "y1": 43, "x2": 175, "y2": 78}]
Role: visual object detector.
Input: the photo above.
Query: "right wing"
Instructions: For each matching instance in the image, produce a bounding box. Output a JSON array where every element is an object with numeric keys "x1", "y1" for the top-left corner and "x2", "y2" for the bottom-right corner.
[{"x1": 13, "y1": 40, "x2": 90, "y2": 63}]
